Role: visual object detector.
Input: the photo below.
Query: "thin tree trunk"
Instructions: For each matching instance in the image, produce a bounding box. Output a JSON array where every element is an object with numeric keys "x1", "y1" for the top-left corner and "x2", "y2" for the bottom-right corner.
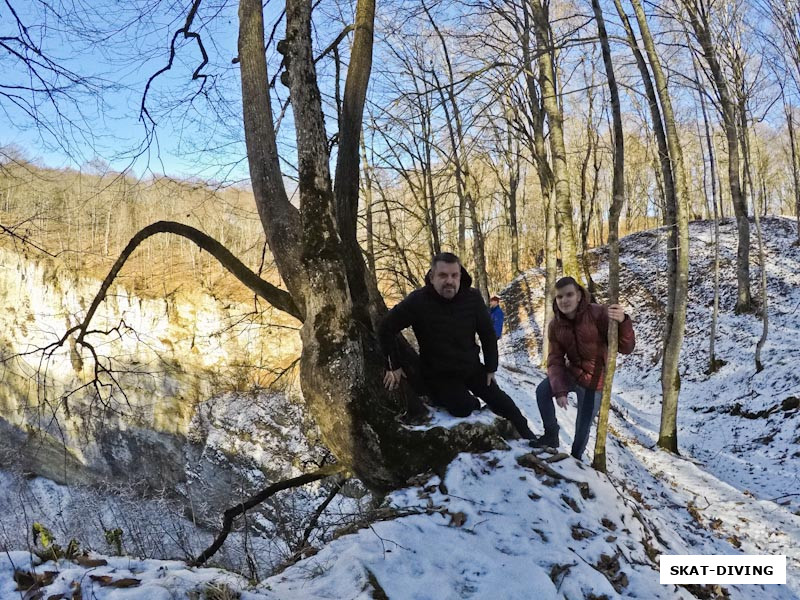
[
  {"x1": 425, "y1": 3, "x2": 489, "y2": 299},
  {"x1": 360, "y1": 136, "x2": 377, "y2": 278},
  {"x1": 741, "y1": 115, "x2": 769, "y2": 372},
  {"x1": 682, "y1": 1, "x2": 751, "y2": 312},
  {"x1": 579, "y1": 80, "x2": 599, "y2": 296},
  {"x1": 786, "y1": 104, "x2": 800, "y2": 244},
  {"x1": 505, "y1": 104, "x2": 522, "y2": 276},
  {"x1": 753, "y1": 190, "x2": 768, "y2": 373},
  {"x1": 542, "y1": 187, "x2": 557, "y2": 369},
  {"x1": 630, "y1": 0, "x2": 689, "y2": 454},
  {"x1": 590, "y1": 0, "x2": 623, "y2": 474},
  {"x1": 613, "y1": 0, "x2": 676, "y2": 326},
  {"x1": 697, "y1": 63, "x2": 722, "y2": 373},
  {"x1": 422, "y1": 105, "x2": 442, "y2": 255}
]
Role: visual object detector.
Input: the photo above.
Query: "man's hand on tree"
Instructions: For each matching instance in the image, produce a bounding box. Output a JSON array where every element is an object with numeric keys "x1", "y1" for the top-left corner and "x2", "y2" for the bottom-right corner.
[
  {"x1": 486, "y1": 372, "x2": 496, "y2": 387},
  {"x1": 556, "y1": 395, "x2": 569, "y2": 409},
  {"x1": 383, "y1": 368, "x2": 406, "y2": 390},
  {"x1": 607, "y1": 304, "x2": 626, "y2": 323}
]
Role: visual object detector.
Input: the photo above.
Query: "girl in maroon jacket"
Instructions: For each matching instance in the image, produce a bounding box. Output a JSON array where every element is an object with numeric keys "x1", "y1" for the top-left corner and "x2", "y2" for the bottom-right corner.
[{"x1": 531, "y1": 276, "x2": 636, "y2": 459}]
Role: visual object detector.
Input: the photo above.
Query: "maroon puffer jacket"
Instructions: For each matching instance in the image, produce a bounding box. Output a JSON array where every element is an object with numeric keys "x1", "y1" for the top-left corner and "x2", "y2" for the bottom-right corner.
[{"x1": 546, "y1": 285, "x2": 635, "y2": 397}]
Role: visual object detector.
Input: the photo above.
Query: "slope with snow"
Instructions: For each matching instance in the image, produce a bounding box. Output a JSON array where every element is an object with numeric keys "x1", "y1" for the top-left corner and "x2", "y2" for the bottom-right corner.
[{"x1": 1, "y1": 217, "x2": 798, "y2": 599}]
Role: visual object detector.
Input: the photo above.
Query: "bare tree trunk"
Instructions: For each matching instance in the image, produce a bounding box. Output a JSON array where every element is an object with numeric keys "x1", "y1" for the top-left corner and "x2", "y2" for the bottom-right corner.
[
  {"x1": 503, "y1": 102, "x2": 522, "y2": 276},
  {"x1": 530, "y1": 0, "x2": 581, "y2": 281},
  {"x1": 697, "y1": 60, "x2": 722, "y2": 373},
  {"x1": 360, "y1": 136, "x2": 377, "y2": 278},
  {"x1": 682, "y1": 0, "x2": 751, "y2": 312},
  {"x1": 590, "y1": 0, "x2": 623, "y2": 474},
  {"x1": 542, "y1": 187, "x2": 557, "y2": 369},
  {"x1": 465, "y1": 181, "x2": 491, "y2": 301},
  {"x1": 376, "y1": 180, "x2": 418, "y2": 294},
  {"x1": 786, "y1": 104, "x2": 800, "y2": 244},
  {"x1": 741, "y1": 115, "x2": 769, "y2": 372},
  {"x1": 425, "y1": 3, "x2": 489, "y2": 300},
  {"x1": 613, "y1": 0, "x2": 676, "y2": 326},
  {"x1": 421, "y1": 100, "x2": 442, "y2": 255},
  {"x1": 579, "y1": 89, "x2": 600, "y2": 297},
  {"x1": 753, "y1": 196, "x2": 768, "y2": 373},
  {"x1": 630, "y1": 0, "x2": 689, "y2": 453}
]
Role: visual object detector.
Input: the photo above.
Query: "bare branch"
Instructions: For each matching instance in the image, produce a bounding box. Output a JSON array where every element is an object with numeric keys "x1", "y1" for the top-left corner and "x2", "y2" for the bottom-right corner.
[
  {"x1": 77, "y1": 221, "x2": 302, "y2": 343},
  {"x1": 191, "y1": 464, "x2": 345, "y2": 567},
  {"x1": 140, "y1": 0, "x2": 209, "y2": 127}
]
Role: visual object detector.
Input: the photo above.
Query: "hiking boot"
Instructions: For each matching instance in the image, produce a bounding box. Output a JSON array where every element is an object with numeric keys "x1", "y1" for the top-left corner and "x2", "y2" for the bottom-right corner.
[{"x1": 529, "y1": 428, "x2": 559, "y2": 449}]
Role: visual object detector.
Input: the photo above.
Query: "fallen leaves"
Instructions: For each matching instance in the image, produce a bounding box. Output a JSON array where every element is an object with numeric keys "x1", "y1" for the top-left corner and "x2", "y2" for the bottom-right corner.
[
  {"x1": 89, "y1": 574, "x2": 141, "y2": 587},
  {"x1": 448, "y1": 511, "x2": 467, "y2": 527}
]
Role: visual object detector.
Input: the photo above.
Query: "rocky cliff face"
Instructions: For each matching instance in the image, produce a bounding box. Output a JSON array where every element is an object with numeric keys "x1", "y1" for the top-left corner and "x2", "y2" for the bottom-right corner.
[{"x1": 0, "y1": 247, "x2": 315, "y2": 507}]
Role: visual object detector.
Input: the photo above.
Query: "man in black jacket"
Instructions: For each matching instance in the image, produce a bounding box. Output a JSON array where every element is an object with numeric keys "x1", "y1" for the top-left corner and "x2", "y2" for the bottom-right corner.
[{"x1": 378, "y1": 252, "x2": 535, "y2": 439}]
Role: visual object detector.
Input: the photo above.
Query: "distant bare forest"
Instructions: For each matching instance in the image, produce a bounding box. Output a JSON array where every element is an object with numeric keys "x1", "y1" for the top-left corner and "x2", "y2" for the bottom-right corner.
[{"x1": 1, "y1": 121, "x2": 795, "y2": 302}]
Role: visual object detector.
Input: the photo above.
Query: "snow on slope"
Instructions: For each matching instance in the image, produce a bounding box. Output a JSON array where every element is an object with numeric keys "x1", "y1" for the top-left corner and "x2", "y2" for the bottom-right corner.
[{"x1": 1, "y1": 218, "x2": 798, "y2": 599}]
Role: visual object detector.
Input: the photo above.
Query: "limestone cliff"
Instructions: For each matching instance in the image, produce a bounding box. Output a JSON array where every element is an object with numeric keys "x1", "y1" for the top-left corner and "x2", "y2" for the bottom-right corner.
[{"x1": 0, "y1": 246, "x2": 314, "y2": 504}]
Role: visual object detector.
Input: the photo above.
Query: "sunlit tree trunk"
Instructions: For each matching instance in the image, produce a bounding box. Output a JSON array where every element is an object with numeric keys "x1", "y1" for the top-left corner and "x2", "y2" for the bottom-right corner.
[
  {"x1": 613, "y1": 0, "x2": 676, "y2": 326},
  {"x1": 681, "y1": 0, "x2": 751, "y2": 312},
  {"x1": 590, "y1": 0, "x2": 623, "y2": 473},
  {"x1": 786, "y1": 104, "x2": 800, "y2": 244},
  {"x1": 530, "y1": 0, "x2": 581, "y2": 281},
  {"x1": 696, "y1": 56, "x2": 722, "y2": 373},
  {"x1": 630, "y1": 0, "x2": 689, "y2": 453}
]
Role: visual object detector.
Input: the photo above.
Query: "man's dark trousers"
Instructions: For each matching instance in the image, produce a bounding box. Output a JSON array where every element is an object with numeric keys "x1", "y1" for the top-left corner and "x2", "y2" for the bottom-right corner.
[
  {"x1": 536, "y1": 377, "x2": 600, "y2": 459},
  {"x1": 426, "y1": 367, "x2": 533, "y2": 437}
]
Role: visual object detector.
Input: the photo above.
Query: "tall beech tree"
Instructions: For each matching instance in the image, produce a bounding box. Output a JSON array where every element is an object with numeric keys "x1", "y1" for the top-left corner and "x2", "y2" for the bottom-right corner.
[{"x1": 529, "y1": 0, "x2": 581, "y2": 281}]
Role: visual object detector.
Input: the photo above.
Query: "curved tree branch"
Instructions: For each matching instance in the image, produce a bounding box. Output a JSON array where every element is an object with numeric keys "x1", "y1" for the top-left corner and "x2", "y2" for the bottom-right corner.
[
  {"x1": 191, "y1": 464, "x2": 345, "y2": 567},
  {"x1": 77, "y1": 220, "x2": 302, "y2": 345},
  {"x1": 140, "y1": 0, "x2": 209, "y2": 126}
]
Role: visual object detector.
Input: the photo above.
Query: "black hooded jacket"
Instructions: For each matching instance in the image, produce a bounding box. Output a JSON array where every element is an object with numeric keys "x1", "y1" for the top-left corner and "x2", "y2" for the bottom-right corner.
[{"x1": 378, "y1": 266, "x2": 498, "y2": 379}]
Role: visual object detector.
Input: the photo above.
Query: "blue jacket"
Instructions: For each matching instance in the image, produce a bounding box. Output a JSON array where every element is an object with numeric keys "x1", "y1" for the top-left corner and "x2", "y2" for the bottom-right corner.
[{"x1": 490, "y1": 305, "x2": 504, "y2": 339}]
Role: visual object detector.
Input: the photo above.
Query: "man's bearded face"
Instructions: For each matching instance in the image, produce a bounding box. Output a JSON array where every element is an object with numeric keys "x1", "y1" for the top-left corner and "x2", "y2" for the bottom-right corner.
[{"x1": 432, "y1": 261, "x2": 461, "y2": 299}]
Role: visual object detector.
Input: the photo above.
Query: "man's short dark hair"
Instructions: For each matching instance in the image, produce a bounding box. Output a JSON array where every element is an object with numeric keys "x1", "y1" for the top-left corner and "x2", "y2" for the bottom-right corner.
[
  {"x1": 555, "y1": 276, "x2": 579, "y2": 290},
  {"x1": 431, "y1": 252, "x2": 461, "y2": 270}
]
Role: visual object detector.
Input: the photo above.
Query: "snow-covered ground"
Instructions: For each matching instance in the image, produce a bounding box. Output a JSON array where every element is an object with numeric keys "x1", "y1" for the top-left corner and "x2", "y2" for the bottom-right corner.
[{"x1": 1, "y1": 217, "x2": 798, "y2": 598}]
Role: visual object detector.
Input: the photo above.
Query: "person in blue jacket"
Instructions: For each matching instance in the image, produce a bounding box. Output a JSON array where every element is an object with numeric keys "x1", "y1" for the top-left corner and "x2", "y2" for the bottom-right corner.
[{"x1": 489, "y1": 295, "x2": 504, "y2": 340}]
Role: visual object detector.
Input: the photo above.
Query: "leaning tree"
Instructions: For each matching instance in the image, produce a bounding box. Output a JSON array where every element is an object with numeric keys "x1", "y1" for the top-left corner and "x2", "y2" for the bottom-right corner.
[{"x1": 65, "y1": 0, "x2": 507, "y2": 492}]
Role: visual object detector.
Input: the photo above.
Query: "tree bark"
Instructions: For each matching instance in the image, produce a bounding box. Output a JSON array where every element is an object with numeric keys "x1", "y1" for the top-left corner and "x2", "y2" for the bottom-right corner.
[
  {"x1": 239, "y1": 1, "x2": 307, "y2": 318},
  {"x1": 613, "y1": 0, "x2": 676, "y2": 325},
  {"x1": 696, "y1": 55, "x2": 722, "y2": 373},
  {"x1": 629, "y1": 0, "x2": 689, "y2": 454},
  {"x1": 682, "y1": 0, "x2": 751, "y2": 312},
  {"x1": 786, "y1": 104, "x2": 800, "y2": 244},
  {"x1": 589, "y1": 0, "x2": 623, "y2": 474},
  {"x1": 530, "y1": 0, "x2": 581, "y2": 281}
]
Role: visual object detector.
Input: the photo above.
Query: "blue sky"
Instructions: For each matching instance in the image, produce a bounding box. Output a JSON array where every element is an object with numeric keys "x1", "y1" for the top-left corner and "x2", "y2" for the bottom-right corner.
[{"x1": 1, "y1": 0, "x2": 261, "y2": 181}]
